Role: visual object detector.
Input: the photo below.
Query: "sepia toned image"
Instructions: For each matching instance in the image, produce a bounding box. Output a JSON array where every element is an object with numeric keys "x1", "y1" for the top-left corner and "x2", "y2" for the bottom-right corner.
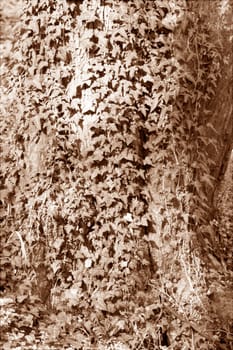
[{"x1": 0, "y1": 0, "x2": 232, "y2": 349}]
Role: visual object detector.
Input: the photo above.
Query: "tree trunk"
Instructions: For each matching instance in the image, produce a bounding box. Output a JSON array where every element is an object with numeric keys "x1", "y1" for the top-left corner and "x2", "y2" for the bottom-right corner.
[
  {"x1": 1, "y1": 0, "x2": 232, "y2": 348},
  {"x1": 63, "y1": 0, "x2": 233, "y2": 345}
]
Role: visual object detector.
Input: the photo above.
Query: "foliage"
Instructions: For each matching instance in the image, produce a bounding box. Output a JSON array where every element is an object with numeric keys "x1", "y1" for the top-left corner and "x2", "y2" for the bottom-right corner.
[{"x1": 0, "y1": 0, "x2": 232, "y2": 349}]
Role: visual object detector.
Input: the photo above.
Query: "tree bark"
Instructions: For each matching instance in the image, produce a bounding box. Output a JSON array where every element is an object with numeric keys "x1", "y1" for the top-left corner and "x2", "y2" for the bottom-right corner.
[
  {"x1": 66, "y1": 0, "x2": 233, "y2": 345},
  {"x1": 1, "y1": 0, "x2": 232, "y2": 348}
]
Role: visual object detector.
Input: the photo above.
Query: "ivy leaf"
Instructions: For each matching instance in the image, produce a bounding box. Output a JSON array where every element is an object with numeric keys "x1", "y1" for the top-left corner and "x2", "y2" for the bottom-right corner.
[
  {"x1": 112, "y1": 27, "x2": 128, "y2": 42},
  {"x1": 29, "y1": 75, "x2": 43, "y2": 90},
  {"x1": 126, "y1": 51, "x2": 137, "y2": 68},
  {"x1": 84, "y1": 258, "x2": 92, "y2": 268},
  {"x1": 138, "y1": 216, "x2": 148, "y2": 226},
  {"x1": 86, "y1": 19, "x2": 103, "y2": 30},
  {"x1": 93, "y1": 291, "x2": 107, "y2": 311},
  {"x1": 64, "y1": 287, "x2": 80, "y2": 306},
  {"x1": 51, "y1": 260, "x2": 61, "y2": 274},
  {"x1": 124, "y1": 213, "x2": 133, "y2": 222},
  {"x1": 29, "y1": 19, "x2": 39, "y2": 34},
  {"x1": 37, "y1": 60, "x2": 48, "y2": 73},
  {"x1": 53, "y1": 238, "x2": 64, "y2": 250},
  {"x1": 80, "y1": 245, "x2": 91, "y2": 258},
  {"x1": 150, "y1": 93, "x2": 161, "y2": 112}
]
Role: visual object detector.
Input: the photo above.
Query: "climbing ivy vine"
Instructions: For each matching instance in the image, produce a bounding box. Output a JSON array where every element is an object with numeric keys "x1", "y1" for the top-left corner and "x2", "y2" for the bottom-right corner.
[{"x1": 0, "y1": 0, "x2": 232, "y2": 349}]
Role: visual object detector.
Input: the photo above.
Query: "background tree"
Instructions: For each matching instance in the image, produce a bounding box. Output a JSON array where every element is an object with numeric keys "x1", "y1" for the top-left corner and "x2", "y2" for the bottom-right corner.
[{"x1": 0, "y1": 0, "x2": 232, "y2": 349}]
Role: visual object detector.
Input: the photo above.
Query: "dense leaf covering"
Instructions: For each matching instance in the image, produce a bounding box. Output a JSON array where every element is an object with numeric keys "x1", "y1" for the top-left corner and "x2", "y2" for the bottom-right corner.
[{"x1": 0, "y1": 0, "x2": 232, "y2": 349}]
